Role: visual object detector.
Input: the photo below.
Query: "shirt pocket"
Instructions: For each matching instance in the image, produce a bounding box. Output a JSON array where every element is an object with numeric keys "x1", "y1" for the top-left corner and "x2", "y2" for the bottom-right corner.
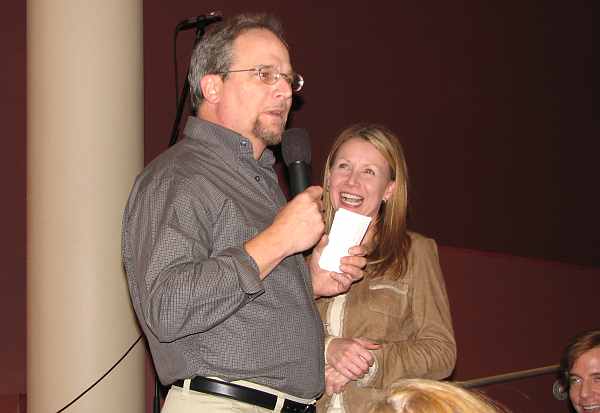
[{"x1": 367, "y1": 279, "x2": 410, "y2": 319}]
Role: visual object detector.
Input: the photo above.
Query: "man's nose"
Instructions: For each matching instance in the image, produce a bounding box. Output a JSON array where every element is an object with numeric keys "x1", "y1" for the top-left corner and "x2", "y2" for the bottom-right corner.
[
  {"x1": 274, "y1": 77, "x2": 293, "y2": 99},
  {"x1": 579, "y1": 379, "x2": 592, "y2": 399}
]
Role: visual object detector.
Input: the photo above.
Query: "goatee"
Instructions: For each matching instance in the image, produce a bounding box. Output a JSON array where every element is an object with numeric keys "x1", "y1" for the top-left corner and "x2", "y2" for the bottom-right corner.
[{"x1": 253, "y1": 118, "x2": 286, "y2": 146}]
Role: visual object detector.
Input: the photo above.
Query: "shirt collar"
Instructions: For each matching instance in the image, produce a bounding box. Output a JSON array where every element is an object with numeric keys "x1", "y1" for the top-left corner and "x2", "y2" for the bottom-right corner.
[{"x1": 182, "y1": 116, "x2": 275, "y2": 168}]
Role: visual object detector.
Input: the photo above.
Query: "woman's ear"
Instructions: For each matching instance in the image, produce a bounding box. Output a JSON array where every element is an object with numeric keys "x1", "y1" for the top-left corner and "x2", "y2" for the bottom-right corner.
[
  {"x1": 383, "y1": 181, "x2": 396, "y2": 202},
  {"x1": 200, "y1": 74, "x2": 222, "y2": 103}
]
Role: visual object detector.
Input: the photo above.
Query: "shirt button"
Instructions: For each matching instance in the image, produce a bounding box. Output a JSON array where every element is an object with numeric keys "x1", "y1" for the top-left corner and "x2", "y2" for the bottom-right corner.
[{"x1": 254, "y1": 176, "x2": 261, "y2": 182}]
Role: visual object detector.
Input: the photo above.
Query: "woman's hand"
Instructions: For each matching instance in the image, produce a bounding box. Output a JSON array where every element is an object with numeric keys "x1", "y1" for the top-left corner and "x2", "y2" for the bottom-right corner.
[
  {"x1": 327, "y1": 337, "x2": 381, "y2": 380},
  {"x1": 310, "y1": 236, "x2": 367, "y2": 298},
  {"x1": 325, "y1": 365, "x2": 352, "y2": 395}
]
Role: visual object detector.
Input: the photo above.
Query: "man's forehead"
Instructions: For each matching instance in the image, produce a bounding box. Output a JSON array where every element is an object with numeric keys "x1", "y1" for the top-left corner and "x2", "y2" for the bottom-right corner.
[
  {"x1": 231, "y1": 28, "x2": 291, "y2": 67},
  {"x1": 572, "y1": 347, "x2": 600, "y2": 374}
]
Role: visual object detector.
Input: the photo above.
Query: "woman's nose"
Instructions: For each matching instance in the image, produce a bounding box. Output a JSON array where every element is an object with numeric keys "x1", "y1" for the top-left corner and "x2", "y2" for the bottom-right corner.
[{"x1": 346, "y1": 170, "x2": 359, "y2": 186}]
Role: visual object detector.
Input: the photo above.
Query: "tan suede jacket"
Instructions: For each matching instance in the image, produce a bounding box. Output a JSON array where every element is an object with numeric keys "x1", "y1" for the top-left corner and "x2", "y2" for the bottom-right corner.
[{"x1": 316, "y1": 232, "x2": 457, "y2": 412}]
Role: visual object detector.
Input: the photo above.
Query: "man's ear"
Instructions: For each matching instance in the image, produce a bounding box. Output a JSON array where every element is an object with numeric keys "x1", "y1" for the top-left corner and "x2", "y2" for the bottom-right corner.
[{"x1": 200, "y1": 74, "x2": 222, "y2": 103}]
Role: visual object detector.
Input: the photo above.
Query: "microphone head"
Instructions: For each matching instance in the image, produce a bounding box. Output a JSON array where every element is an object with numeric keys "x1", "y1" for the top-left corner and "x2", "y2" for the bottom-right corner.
[{"x1": 282, "y1": 128, "x2": 311, "y2": 166}]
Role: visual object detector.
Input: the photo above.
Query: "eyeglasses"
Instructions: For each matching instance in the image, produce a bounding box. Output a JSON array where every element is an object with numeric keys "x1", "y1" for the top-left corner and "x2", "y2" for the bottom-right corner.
[{"x1": 219, "y1": 65, "x2": 304, "y2": 92}]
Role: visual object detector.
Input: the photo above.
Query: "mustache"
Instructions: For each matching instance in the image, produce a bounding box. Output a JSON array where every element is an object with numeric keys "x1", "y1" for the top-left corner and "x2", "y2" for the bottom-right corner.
[{"x1": 265, "y1": 107, "x2": 288, "y2": 115}]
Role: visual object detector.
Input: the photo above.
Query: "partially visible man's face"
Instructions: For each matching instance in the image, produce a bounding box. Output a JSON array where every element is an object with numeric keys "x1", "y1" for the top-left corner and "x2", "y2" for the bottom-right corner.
[
  {"x1": 216, "y1": 28, "x2": 293, "y2": 153},
  {"x1": 569, "y1": 347, "x2": 600, "y2": 413}
]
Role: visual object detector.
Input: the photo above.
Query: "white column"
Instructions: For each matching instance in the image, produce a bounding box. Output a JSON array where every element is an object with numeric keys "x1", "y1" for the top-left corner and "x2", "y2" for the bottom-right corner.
[{"x1": 27, "y1": 1, "x2": 145, "y2": 412}]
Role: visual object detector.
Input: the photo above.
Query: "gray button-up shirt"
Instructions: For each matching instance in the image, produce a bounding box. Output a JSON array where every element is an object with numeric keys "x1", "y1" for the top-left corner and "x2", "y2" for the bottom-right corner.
[{"x1": 122, "y1": 117, "x2": 324, "y2": 398}]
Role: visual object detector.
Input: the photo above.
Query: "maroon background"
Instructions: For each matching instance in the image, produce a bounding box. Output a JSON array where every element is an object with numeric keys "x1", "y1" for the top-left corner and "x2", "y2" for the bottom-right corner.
[{"x1": 1, "y1": 1, "x2": 596, "y2": 412}]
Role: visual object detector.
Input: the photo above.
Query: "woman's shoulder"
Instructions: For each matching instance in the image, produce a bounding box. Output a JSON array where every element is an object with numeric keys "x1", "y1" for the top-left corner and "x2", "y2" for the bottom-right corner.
[
  {"x1": 407, "y1": 231, "x2": 438, "y2": 250},
  {"x1": 405, "y1": 231, "x2": 441, "y2": 269}
]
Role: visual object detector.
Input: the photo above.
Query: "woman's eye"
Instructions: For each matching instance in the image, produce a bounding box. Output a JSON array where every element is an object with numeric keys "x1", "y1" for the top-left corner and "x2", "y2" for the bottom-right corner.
[
  {"x1": 569, "y1": 376, "x2": 581, "y2": 385},
  {"x1": 364, "y1": 168, "x2": 375, "y2": 175}
]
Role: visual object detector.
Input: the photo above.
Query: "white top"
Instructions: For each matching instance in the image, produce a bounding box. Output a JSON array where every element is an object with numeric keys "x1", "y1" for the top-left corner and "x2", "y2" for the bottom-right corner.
[{"x1": 326, "y1": 293, "x2": 347, "y2": 412}]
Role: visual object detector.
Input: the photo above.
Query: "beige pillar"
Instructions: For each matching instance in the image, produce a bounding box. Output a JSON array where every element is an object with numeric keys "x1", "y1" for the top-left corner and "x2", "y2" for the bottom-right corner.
[{"x1": 27, "y1": 1, "x2": 145, "y2": 412}]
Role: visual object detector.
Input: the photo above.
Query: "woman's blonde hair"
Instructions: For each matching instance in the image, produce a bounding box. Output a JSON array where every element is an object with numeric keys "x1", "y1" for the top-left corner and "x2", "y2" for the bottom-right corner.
[
  {"x1": 368, "y1": 379, "x2": 509, "y2": 413},
  {"x1": 322, "y1": 124, "x2": 411, "y2": 279}
]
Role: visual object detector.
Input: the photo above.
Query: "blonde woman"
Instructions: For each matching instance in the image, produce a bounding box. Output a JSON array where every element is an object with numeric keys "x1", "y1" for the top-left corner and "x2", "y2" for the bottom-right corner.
[
  {"x1": 316, "y1": 124, "x2": 456, "y2": 412},
  {"x1": 368, "y1": 379, "x2": 508, "y2": 413}
]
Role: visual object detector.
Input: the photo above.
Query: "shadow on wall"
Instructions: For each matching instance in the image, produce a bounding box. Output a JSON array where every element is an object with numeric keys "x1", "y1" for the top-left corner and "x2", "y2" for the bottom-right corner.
[{"x1": 440, "y1": 246, "x2": 599, "y2": 413}]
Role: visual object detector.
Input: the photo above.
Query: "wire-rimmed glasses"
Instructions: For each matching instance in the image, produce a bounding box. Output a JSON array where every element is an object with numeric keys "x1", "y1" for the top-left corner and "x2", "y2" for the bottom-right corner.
[{"x1": 219, "y1": 65, "x2": 304, "y2": 92}]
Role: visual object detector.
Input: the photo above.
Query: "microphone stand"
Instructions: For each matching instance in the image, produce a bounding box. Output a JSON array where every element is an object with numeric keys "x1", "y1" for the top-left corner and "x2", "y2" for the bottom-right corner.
[{"x1": 168, "y1": 21, "x2": 214, "y2": 147}]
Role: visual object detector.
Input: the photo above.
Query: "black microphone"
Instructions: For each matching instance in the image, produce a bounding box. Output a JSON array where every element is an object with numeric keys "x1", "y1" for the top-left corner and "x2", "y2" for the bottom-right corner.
[
  {"x1": 176, "y1": 11, "x2": 223, "y2": 32},
  {"x1": 282, "y1": 128, "x2": 312, "y2": 198}
]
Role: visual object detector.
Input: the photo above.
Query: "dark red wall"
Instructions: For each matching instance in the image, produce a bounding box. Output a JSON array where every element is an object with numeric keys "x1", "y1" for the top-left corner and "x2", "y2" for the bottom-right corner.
[
  {"x1": 144, "y1": 1, "x2": 597, "y2": 266},
  {"x1": 1, "y1": 1, "x2": 597, "y2": 411},
  {"x1": 1, "y1": 0, "x2": 26, "y2": 399},
  {"x1": 439, "y1": 245, "x2": 599, "y2": 412}
]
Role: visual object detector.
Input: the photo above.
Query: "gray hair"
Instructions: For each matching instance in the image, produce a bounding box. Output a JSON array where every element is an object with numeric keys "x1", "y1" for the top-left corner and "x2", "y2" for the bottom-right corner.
[{"x1": 188, "y1": 13, "x2": 287, "y2": 112}]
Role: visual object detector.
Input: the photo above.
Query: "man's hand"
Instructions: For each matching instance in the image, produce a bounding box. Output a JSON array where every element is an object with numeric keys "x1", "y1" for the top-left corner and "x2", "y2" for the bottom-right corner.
[
  {"x1": 325, "y1": 365, "x2": 352, "y2": 395},
  {"x1": 245, "y1": 186, "x2": 325, "y2": 278},
  {"x1": 271, "y1": 186, "x2": 325, "y2": 256},
  {"x1": 310, "y1": 236, "x2": 367, "y2": 298},
  {"x1": 326, "y1": 337, "x2": 381, "y2": 380}
]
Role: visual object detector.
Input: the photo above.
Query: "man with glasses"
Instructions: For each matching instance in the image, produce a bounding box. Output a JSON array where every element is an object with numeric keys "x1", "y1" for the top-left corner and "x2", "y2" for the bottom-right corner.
[{"x1": 122, "y1": 13, "x2": 366, "y2": 413}]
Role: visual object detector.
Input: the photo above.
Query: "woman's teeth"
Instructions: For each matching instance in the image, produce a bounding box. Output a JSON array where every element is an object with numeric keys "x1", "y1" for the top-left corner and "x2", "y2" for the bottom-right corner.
[{"x1": 341, "y1": 192, "x2": 363, "y2": 206}]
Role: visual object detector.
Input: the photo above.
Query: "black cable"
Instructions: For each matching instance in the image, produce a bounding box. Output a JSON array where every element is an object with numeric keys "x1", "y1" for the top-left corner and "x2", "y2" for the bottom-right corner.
[
  {"x1": 56, "y1": 334, "x2": 143, "y2": 413},
  {"x1": 174, "y1": 29, "x2": 179, "y2": 110}
]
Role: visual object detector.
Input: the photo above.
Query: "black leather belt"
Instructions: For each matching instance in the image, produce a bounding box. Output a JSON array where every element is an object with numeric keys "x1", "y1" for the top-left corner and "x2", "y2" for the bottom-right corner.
[{"x1": 173, "y1": 376, "x2": 316, "y2": 413}]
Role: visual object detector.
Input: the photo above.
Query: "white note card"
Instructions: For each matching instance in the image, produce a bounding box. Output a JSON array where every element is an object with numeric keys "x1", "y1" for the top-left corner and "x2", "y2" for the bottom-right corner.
[{"x1": 319, "y1": 208, "x2": 372, "y2": 273}]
